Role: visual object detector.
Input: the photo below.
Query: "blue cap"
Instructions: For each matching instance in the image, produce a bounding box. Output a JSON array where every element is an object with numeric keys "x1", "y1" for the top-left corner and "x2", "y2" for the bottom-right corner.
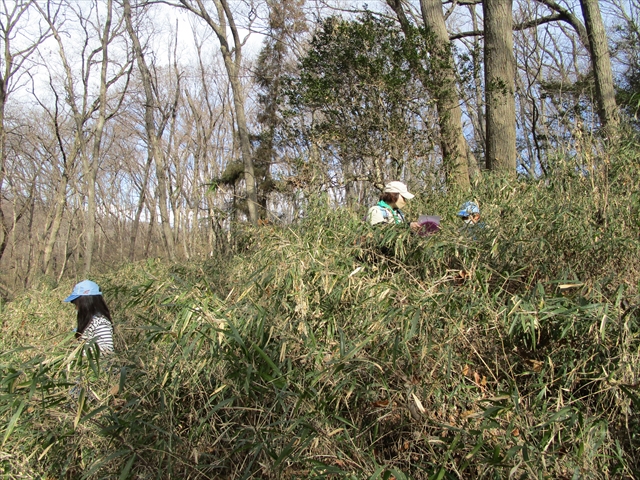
[
  {"x1": 64, "y1": 280, "x2": 102, "y2": 302},
  {"x1": 458, "y1": 201, "x2": 480, "y2": 217}
]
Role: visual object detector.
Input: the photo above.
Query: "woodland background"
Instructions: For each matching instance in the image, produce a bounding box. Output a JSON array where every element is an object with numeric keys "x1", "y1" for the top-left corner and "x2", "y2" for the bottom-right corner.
[
  {"x1": 0, "y1": 0, "x2": 637, "y2": 289},
  {"x1": 0, "y1": 0, "x2": 639, "y2": 478}
]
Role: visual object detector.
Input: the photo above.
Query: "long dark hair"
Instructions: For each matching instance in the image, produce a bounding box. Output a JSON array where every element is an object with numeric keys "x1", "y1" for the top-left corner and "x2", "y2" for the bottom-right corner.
[{"x1": 72, "y1": 295, "x2": 112, "y2": 338}]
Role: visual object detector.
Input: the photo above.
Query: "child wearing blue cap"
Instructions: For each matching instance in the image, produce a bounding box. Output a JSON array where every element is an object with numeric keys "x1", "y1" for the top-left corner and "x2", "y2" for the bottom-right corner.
[
  {"x1": 64, "y1": 280, "x2": 114, "y2": 354},
  {"x1": 457, "y1": 201, "x2": 487, "y2": 237},
  {"x1": 457, "y1": 201, "x2": 481, "y2": 226}
]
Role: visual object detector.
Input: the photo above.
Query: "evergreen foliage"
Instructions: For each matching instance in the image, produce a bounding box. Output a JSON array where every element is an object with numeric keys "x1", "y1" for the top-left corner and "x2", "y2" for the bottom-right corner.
[
  {"x1": 1, "y1": 149, "x2": 639, "y2": 478},
  {"x1": 283, "y1": 14, "x2": 439, "y2": 192}
]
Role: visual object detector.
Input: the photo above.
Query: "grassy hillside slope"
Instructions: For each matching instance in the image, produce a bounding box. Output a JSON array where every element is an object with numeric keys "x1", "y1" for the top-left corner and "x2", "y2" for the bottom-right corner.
[{"x1": 1, "y1": 157, "x2": 639, "y2": 479}]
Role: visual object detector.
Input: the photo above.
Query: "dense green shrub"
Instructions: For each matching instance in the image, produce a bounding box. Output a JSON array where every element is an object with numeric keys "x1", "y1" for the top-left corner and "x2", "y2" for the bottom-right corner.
[{"x1": 1, "y1": 149, "x2": 639, "y2": 478}]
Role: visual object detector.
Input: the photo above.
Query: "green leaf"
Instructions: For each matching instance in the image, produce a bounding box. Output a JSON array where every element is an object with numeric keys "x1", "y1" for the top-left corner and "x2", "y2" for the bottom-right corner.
[
  {"x1": 1, "y1": 400, "x2": 26, "y2": 446},
  {"x1": 118, "y1": 453, "x2": 136, "y2": 480}
]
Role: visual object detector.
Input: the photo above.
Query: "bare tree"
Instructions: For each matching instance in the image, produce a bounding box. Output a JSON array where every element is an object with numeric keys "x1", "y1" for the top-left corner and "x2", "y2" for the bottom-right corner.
[
  {"x1": 38, "y1": 84, "x2": 75, "y2": 278},
  {"x1": 172, "y1": 0, "x2": 259, "y2": 224},
  {"x1": 0, "y1": 0, "x2": 49, "y2": 263},
  {"x1": 37, "y1": 0, "x2": 131, "y2": 275},
  {"x1": 123, "y1": 0, "x2": 178, "y2": 261},
  {"x1": 183, "y1": 45, "x2": 229, "y2": 254}
]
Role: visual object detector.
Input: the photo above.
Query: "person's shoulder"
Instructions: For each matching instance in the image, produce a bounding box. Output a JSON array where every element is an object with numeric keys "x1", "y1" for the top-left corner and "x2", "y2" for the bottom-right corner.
[
  {"x1": 90, "y1": 314, "x2": 112, "y2": 327},
  {"x1": 367, "y1": 205, "x2": 386, "y2": 215},
  {"x1": 367, "y1": 204, "x2": 386, "y2": 225}
]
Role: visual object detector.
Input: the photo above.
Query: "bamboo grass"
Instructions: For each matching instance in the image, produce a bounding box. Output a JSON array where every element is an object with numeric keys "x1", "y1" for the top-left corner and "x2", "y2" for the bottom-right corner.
[{"x1": 1, "y1": 152, "x2": 639, "y2": 478}]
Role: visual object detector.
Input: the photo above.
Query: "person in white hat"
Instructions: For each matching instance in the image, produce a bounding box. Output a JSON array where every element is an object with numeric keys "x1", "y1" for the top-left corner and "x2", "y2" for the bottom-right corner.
[
  {"x1": 367, "y1": 181, "x2": 420, "y2": 230},
  {"x1": 64, "y1": 280, "x2": 114, "y2": 354}
]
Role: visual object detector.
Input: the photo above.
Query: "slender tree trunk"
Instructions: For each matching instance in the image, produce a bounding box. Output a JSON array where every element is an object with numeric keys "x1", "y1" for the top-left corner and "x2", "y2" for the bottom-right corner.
[
  {"x1": 468, "y1": 4, "x2": 486, "y2": 156},
  {"x1": 0, "y1": 49, "x2": 9, "y2": 263},
  {"x1": 484, "y1": 0, "x2": 517, "y2": 174},
  {"x1": 152, "y1": 137, "x2": 176, "y2": 260},
  {"x1": 579, "y1": 0, "x2": 619, "y2": 137},
  {"x1": 43, "y1": 103, "x2": 74, "y2": 276},
  {"x1": 129, "y1": 152, "x2": 153, "y2": 261},
  {"x1": 56, "y1": 216, "x2": 74, "y2": 283},
  {"x1": 144, "y1": 199, "x2": 156, "y2": 258},
  {"x1": 22, "y1": 180, "x2": 38, "y2": 287},
  {"x1": 43, "y1": 175, "x2": 70, "y2": 276},
  {"x1": 79, "y1": 0, "x2": 114, "y2": 275},
  {"x1": 166, "y1": 94, "x2": 182, "y2": 251}
]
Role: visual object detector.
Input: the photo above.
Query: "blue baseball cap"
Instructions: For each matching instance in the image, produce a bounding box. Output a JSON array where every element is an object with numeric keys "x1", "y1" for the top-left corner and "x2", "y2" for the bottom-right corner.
[
  {"x1": 64, "y1": 280, "x2": 102, "y2": 302},
  {"x1": 458, "y1": 201, "x2": 480, "y2": 217}
]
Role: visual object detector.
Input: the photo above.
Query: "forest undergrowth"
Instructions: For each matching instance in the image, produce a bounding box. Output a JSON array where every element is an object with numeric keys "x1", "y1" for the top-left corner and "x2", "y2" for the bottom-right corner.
[{"x1": 1, "y1": 150, "x2": 639, "y2": 479}]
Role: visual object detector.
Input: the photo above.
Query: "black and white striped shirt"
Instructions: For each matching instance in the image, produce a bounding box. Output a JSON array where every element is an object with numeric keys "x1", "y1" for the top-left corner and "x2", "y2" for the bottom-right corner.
[{"x1": 81, "y1": 314, "x2": 114, "y2": 354}]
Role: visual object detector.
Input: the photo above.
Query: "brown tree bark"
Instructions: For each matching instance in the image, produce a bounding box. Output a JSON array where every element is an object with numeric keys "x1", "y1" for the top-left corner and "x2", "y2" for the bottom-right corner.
[
  {"x1": 483, "y1": 0, "x2": 517, "y2": 174},
  {"x1": 419, "y1": 0, "x2": 471, "y2": 188}
]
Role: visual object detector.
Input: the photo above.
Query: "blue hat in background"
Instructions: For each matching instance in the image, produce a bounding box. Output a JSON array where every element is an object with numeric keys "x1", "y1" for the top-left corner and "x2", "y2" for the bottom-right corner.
[
  {"x1": 64, "y1": 280, "x2": 102, "y2": 302},
  {"x1": 458, "y1": 201, "x2": 480, "y2": 217}
]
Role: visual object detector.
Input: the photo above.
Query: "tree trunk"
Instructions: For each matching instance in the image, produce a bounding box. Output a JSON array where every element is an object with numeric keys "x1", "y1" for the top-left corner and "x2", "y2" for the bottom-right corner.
[
  {"x1": 387, "y1": 0, "x2": 471, "y2": 189},
  {"x1": 419, "y1": 0, "x2": 471, "y2": 188},
  {"x1": 468, "y1": 4, "x2": 486, "y2": 159},
  {"x1": 0, "y1": 91, "x2": 8, "y2": 263},
  {"x1": 579, "y1": 0, "x2": 619, "y2": 136},
  {"x1": 80, "y1": 0, "x2": 114, "y2": 275},
  {"x1": 144, "y1": 198, "x2": 156, "y2": 258},
  {"x1": 226, "y1": 64, "x2": 259, "y2": 223},
  {"x1": 483, "y1": 0, "x2": 517, "y2": 174},
  {"x1": 129, "y1": 151, "x2": 153, "y2": 261},
  {"x1": 43, "y1": 169, "x2": 70, "y2": 276},
  {"x1": 57, "y1": 215, "x2": 74, "y2": 283}
]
